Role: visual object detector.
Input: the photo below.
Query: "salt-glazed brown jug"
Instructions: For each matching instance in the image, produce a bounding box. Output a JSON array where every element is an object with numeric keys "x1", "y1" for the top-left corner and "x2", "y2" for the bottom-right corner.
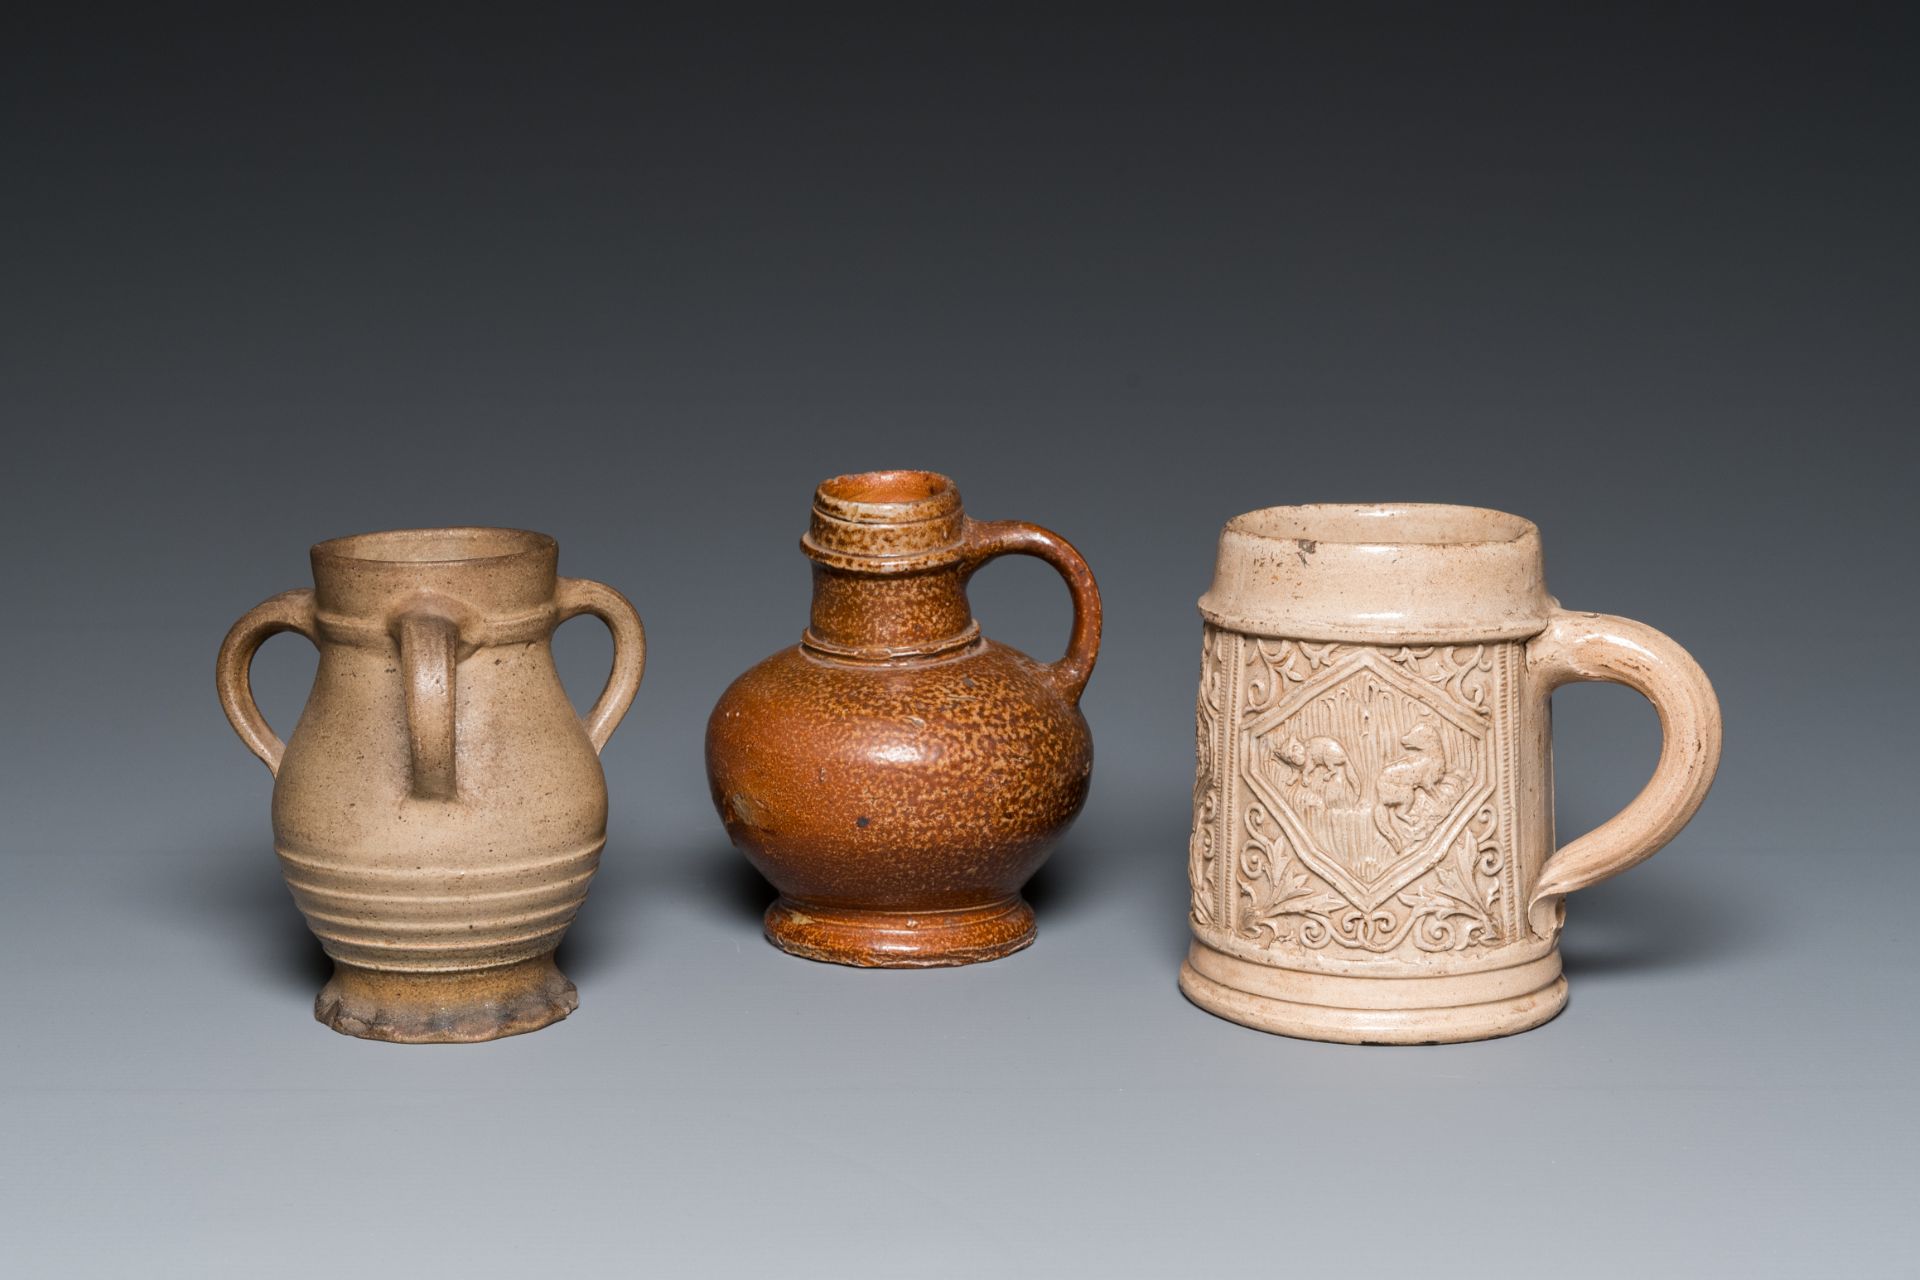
[
  {"x1": 1181, "y1": 504, "x2": 1722, "y2": 1043},
  {"x1": 217, "y1": 527, "x2": 645, "y2": 1042},
  {"x1": 707, "y1": 470, "x2": 1101, "y2": 966}
]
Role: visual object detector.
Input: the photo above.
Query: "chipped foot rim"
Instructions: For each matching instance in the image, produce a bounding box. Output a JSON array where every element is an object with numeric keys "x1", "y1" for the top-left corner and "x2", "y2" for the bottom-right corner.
[{"x1": 314, "y1": 953, "x2": 579, "y2": 1043}]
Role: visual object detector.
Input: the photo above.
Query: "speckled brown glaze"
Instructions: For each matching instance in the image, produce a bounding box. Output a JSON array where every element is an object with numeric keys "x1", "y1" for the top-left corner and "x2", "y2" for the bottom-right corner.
[
  {"x1": 706, "y1": 471, "x2": 1101, "y2": 966},
  {"x1": 217, "y1": 528, "x2": 645, "y2": 1042}
]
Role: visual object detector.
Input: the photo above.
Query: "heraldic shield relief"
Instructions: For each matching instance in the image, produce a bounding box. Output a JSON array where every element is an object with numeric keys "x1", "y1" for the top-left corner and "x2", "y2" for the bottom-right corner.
[{"x1": 1192, "y1": 630, "x2": 1514, "y2": 956}]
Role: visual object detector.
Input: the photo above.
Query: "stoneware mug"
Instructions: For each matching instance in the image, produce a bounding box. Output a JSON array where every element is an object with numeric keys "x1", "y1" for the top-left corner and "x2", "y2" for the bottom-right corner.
[
  {"x1": 1179, "y1": 504, "x2": 1721, "y2": 1043},
  {"x1": 217, "y1": 527, "x2": 645, "y2": 1042}
]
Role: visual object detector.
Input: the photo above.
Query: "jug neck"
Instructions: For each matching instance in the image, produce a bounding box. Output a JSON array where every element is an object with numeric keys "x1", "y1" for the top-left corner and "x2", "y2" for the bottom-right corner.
[
  {"x1": 797, "y1": 470, "x2": 980, "y2": 662},
  {"x1": 803, "y1": 562, "x2": 979, "y2": 661}
]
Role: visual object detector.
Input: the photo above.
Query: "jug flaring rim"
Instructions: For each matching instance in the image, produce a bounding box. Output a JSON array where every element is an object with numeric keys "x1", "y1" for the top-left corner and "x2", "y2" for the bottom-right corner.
[{"x1": 311, "y1": 526, "x2": 556, "y2": 566}]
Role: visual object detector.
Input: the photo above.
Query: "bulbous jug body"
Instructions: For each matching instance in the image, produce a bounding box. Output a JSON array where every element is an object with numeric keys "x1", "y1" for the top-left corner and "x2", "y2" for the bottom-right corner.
[{"x1": 707, "y1": 471, "x2": 1101, "y2": 966}]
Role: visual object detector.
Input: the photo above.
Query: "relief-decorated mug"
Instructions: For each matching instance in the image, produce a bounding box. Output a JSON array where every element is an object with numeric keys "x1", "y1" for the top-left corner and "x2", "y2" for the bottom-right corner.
[
  {"x1": 217, "y1": 528, "x2": 645, "y2": 1042},
  {"x1": 1179, "y1": 504, "x2": 1721, "y2": 1043}
]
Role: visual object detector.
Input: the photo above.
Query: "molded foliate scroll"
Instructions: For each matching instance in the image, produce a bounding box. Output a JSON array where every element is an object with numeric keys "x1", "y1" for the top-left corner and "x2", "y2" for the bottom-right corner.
[{"x1": 1188, "y1": 626, "x2": 1231, "y2": 928}]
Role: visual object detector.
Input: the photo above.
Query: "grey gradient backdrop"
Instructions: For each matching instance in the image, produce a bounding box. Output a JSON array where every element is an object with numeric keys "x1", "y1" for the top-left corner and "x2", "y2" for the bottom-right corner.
[{"x1": 3, "y1": 7, "x2": 1916, "y2": 1277}]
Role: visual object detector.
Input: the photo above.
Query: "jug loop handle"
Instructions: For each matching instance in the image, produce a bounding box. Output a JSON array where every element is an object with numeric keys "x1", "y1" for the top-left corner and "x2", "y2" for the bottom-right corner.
[
  {"x1": 555, "y1": 577, "x2": 647, "y2": 754},
  {"x1": 392, "y1": 599, "x2": 470, "y2": 801},
  {"x1": 1524, "y1": 610, "x2": 1723, "y2": 936},
  {"x1": 961, "y1": 518, "x2": 1103, "y2": 706},
  {"x1": 216, "y1": 589, "x2": 320, "y2": 776}
]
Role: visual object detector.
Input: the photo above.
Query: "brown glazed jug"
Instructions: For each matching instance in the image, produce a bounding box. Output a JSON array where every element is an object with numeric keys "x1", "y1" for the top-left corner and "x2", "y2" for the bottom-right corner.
[
  {"x1": 707, "y1": 470, "x2": 1101, "y2": 966},
  {"x1": 217, "y1": 527, "x2": 645, "y2": 1042}
]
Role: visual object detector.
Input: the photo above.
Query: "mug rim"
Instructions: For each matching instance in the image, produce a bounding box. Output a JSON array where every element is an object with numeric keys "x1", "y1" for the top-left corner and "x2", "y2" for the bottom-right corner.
[
  {"x1": 1223, "y1": 503, "x2": 1538, "y2": 550},
  {"x1": 1201, "y1": 502, "x2": 1554, "y2": 643}
]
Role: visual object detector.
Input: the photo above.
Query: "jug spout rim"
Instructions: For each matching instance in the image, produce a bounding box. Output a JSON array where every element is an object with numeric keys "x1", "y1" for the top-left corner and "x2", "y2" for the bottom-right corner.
[{"x1": 804, "y1": 470, "x2": 968, "y2": 569}]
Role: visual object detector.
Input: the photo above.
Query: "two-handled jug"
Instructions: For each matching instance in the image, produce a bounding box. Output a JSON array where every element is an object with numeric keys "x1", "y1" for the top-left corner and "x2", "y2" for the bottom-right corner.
[{"x1": 217, "y1": 527, "x2": 645, "y2": 1042}]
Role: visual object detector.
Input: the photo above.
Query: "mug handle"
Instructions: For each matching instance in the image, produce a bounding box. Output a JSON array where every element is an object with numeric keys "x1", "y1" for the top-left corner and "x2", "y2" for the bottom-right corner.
[
  {"x1": 961, "y1": 518, "x2": 1102, "y2": 705},
  {"x1": 216, "y1": 589, "x2": 320, "y2": 775},
  {"x1": 555, "y1": 577, "x2": 647, "y2": 753},
  {"x1": 1525, "y1": 610, "x2": 1723, "y2": 935}
]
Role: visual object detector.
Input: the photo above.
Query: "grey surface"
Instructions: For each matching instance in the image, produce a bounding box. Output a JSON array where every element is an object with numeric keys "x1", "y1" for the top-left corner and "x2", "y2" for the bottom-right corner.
[{"x1": 3, "y1": 8, "x2": 1916, "y2": 1277}]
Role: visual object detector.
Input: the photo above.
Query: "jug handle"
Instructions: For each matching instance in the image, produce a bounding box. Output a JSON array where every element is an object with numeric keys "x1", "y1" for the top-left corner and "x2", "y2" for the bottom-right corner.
[
  {"x1": 216, "y1": 589, "x2": 320, "y2": 776},
  {"x1": 961, "y1": 519, "x2": 1102, "y2": 706},
  {"x1": 1524, "y1": 610, "x2": 1723, "y2": 936},
  {"x1": 394, "y1": 606, "x2": 463, "y2": 801},
  {"x1": 555, "y1": 577, "x2": 647, "y2": 753}
]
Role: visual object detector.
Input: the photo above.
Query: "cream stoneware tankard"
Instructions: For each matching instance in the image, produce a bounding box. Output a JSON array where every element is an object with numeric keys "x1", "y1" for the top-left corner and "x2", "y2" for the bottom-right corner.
[
  {"x1": 217, "y1": 527, "x2": 645, "y2": 1042},
  {"x1": 1180, "y1": 504, "x2": 1721, "y2": 1043}
]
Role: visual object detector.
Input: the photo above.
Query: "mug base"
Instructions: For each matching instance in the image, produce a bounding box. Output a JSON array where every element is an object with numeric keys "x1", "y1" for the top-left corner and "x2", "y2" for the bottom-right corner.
[
  {"x1": 314, "y1": 953, "x2": 578, "y2": 1043},
  {"x1": 765, "y1": 896, "x2": 1035, "y2": 967},
  {"x1": 1179, "y1": 941, "x2": 1568, "y2": 1045}
]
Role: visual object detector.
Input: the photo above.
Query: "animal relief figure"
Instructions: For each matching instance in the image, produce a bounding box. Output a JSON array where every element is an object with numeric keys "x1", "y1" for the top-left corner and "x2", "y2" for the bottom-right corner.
[
  {"x1": 1269, "y1": 733, "x2": 1387, "y2": 878},
  {"x1": 1374, "y1": 722, "x2": 1468, "y2": 853},
  {"x1": 1271, "y1": 735, "x2": 1356, "y2": 811}
]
